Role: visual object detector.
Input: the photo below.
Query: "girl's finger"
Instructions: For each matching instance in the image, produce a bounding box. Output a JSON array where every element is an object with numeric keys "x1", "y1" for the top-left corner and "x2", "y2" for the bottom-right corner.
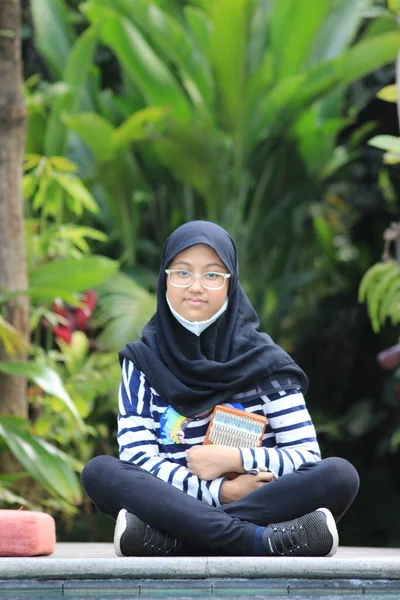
[{"x1": 256, "y1": 473, "x2": 274, "y2": 483}]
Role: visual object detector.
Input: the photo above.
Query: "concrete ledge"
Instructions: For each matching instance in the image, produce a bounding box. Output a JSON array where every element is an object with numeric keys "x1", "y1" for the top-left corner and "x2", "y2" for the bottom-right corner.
[
  {"x1": 0, "y1": 557, "x2": 207, "y2": 580},
  {"x1": 207, "y1": 556, "x2": 400, "y2": 580},
  {"x1": 1, "y1": 577, "x2": 400, "y2": 599},
  {"x1": 1, "y1": 555, "x2": 400, "y2": 581}
]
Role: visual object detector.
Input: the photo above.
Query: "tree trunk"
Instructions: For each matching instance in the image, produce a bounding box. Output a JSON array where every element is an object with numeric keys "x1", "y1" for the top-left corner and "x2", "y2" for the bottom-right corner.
[{"x1": 0, "y1": 0, "x2": 29, "y2": 419}]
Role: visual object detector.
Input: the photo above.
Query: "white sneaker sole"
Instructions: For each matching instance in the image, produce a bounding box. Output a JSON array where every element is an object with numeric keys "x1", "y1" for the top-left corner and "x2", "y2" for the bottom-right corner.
[
  {"x1": 113, "y1": 509, "x2": 128, "y2": 557},
  {"x1": 317, "y1": 508, "x2": 339, "y2": 557}
]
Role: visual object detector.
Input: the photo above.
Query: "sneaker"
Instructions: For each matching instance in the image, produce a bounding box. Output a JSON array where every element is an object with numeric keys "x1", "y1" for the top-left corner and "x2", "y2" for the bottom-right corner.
[
  {"x1": 114, "y1": 509, "x2": 183, "y2": 557},
  {"x1": 262, "y1": 508, "x2": 338, "y2": 557}
]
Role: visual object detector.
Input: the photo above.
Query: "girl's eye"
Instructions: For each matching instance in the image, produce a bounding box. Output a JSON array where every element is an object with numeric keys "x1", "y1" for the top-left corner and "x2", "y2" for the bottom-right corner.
[
  {"x1": 204, "y1": 272, "x2": 218, "y2": 279},
  {"x1": 177, "y1": 270, "x2": 191, "y2": 278}
]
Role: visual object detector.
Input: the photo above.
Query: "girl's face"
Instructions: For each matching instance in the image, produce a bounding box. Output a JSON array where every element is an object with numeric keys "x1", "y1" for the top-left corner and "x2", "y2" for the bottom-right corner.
[{"x1": 166, "y1": 244, "x2": 230, "y2": 321}]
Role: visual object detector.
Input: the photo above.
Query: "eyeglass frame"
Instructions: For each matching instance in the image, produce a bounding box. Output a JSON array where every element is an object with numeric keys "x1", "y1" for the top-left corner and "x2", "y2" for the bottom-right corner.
[{"x1": 165, "y1": 269, "x2": 231, "y2": 290}]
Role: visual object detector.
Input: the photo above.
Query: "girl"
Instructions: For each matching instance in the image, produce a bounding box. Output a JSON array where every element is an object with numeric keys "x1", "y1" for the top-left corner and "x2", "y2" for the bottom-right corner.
[{"x1": 81, "y1": 221, "x2": 359, "y2": 557}]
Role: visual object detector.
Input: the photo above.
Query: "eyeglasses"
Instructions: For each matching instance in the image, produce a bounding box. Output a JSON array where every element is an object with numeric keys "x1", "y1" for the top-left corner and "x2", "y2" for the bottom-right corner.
[{"x1": 165, "y1": 269, "x2": 231, "y2": 290}]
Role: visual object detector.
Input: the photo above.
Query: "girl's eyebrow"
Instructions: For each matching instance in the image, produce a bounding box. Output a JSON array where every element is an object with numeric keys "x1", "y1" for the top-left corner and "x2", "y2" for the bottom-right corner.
[{"x1": 171, "y1": 260, "x2": 226, "y2": 269}]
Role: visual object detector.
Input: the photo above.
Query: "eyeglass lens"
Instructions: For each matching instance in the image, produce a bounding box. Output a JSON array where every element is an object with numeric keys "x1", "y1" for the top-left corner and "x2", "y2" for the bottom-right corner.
[{"x1": 169, "y1": 270, "x2": 226, "y2": 289}]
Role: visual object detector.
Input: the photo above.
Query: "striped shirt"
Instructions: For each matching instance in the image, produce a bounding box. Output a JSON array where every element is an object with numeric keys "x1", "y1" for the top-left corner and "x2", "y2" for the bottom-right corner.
[{"x1": 117, "y1": 359, "x2": 321, "y2": 507}]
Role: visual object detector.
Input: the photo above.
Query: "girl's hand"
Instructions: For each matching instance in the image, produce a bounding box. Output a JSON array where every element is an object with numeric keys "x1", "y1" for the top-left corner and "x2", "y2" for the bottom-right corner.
[
  {"x1": 186, "y1": 445, "x2": 245, "y2": 480},
  {"x1": 220, "y1": 472, "x2": 275, "y2": 504}
]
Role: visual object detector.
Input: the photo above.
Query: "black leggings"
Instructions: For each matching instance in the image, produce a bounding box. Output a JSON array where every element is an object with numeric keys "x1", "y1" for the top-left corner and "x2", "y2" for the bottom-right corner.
[{"x1": 81, "y1": 456, "x2": 359, "y2": 556}]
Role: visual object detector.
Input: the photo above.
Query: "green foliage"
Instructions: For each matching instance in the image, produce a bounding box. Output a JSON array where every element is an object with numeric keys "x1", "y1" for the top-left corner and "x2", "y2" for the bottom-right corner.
[
  {"x1": 0, "y1": 353, "x2": 87, "y2": 512},
  {"x1": 0, "y1": 316, "x2": 28, "y2": 356},
  {"x1": 23, "y1": 155, "x2": 99, "y2": 223},
  {"x1": 369, "y1": 134, "x2": 400, "y2": 164},
  {"x1": 0, "y1": 360, "x2": 84, "y2": 430},
  {"x1": 368, "y1": 79, "x2": 400, "y2": 163},
  {"x1": 20, "y1": 0, "x2": 400, "y2": 544},
  {"x1": 29, "y1": 255, "x2": 118, "y2": 299},
  {"x1": 95, "y1": 272, "x2": 156, "y2": 350},
  {"x1": 28, "y1": 0, "x2": 398, "y2": 334},
  {"x1": 0, "y1": 416, "x2": 82, "y2": 509},
  {"x1": 29, "y1": 333, "x2": 121, "y2": 467},
  {"x1": 359, "y1": 260, "x2": 400, "y2": 332},
  {"x1": 0, "y1": 152, "x2": 121, "y2": 512},
  {"x1": 30, "y1": 0, "x2": 76, "y2": 79}
]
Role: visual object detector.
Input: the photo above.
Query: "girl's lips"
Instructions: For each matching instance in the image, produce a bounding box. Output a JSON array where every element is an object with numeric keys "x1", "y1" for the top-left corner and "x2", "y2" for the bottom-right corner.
[{"x1": 185, "y1": 298, "x2": 206, "y2": 305}]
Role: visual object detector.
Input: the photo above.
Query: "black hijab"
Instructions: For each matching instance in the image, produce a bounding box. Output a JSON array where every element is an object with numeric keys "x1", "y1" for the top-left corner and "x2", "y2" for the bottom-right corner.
[{"x1": 119, "y1": 221, "x2": 308, "y2": 418}]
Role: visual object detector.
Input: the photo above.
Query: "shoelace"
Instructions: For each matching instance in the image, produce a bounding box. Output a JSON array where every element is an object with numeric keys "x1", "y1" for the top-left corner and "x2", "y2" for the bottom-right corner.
[
  {"x1": 268, "y1": 523, "x2": 309, "y2": 556},
  {"x1": 143, "y1": 523, "x2": 179, "y2": 555}
]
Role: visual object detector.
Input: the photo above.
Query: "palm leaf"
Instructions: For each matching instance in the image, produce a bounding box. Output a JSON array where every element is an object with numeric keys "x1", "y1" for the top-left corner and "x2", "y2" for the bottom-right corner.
[
  {"x1": 111, "y1": 0, "x2": 214, "y2": 112},
  {"x1": 270, "y1": 0, "x2": 329, "y2": 78},
  {"x1": 0, "y1": 416, "x2": 82, "y2": 505},
  {"x1": 255, "y1": 30, "x2": 400, "y2": 141},
  {"x1": 83, "y1": 3, "x2": 192, "y2": 120},
  {"x1": 30, "y1": 0, "x2": 75, "y2": 78},
  {"x1": 95, "y1": 272, "x2": 156, "y2": 349}
]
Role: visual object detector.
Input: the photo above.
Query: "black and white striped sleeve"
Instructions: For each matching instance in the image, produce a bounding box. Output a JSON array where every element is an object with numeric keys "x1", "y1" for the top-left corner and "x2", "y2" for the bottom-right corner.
[
  {"x1": 117, "y1": 359, "x2": 225, "y2": 507},
  {"x1": 240, "y1": 388, "x2": 321, "y2": 478}
]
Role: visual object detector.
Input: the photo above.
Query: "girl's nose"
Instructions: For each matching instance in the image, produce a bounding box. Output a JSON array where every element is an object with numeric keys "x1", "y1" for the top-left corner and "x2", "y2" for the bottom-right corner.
[{"x1": 188, "y1": 275, "x2": 204, "y2": 292}]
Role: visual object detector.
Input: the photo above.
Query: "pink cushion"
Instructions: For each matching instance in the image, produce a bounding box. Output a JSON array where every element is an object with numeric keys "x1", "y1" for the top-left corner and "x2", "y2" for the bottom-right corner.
[{"x1": 0, "y1": 510, "x2": 56, "y2": 556}]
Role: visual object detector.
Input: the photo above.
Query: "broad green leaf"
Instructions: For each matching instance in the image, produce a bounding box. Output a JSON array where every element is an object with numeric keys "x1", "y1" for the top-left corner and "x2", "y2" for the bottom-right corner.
[
  {"x1": 96, "y1": 272, "x2": 156, "y2": 349},
  {"x1": 57, "y1": 331, "x2": 89, "y2": 375},
  {"x1": 377, "y1": 84, "x2": 398, "y2": 102},
  {"x1": 51, "y1": 173, "x2": 99, "y2": 214},
  {"x1": 64, "y1": 113, "x2": 115, "y2": 162},
  {"x1": 110, "y1": 0, "x2": 214, "y2": 111},
  {"x1": 383, "y1": 152, "x2": 400, "y2": 164},
  {"x1": 29, "y1": 255, "x2": 119, "y2": 292},
  {"x1": 22, "y1": 174, "x2": 39, "y2": 200},
  {"x1": 0, "y1": 362, "x2": 84, "y2": 430},
  {"x1": 388, "y1": 0, "x2": 400, "y2": 12},
  {"x1": 0, "y1": 417, "x2": 82, "y2": 504},
  {"x1": 83, "y1": 4, "x2": 192, "y2": 120},
  {"x1": 0, "y1": 472, "x2": 28, "y2": 485},
  {"x1": 303, "y1": 29, "x2": 400, "y2": 101},
  {"x1": 0, "y1": 488, "x2": 39, "y2": 511},
  {"x1": 96, "y1": 154, "x2": 147, "y2": 267},
  {"x1": 362, "y1": 14, "x2": 398, "y2": 40},
  {"x1": 313, "y1": 215, "x2": 335, "y2": 262},
  {"x1": 256, "y1": 30, "x2": 400, "y2": 139},
  {"x1": 51, "y1": 173, "x2": 99, "y2": 213},
  {"x1": 270, "y1": 0, "x2": 329, "y2": 79},
  {"x1": 50, "y1": 156, "x2": 78, "y2": 172},
  {"x1": 0, "y1": 288, "x2": 80, "y2": 306},
  {"x1": 44, "y1": 26, "x2": 99, "y2": 156},
  {"x1": 210, "y1": 0, "x2": 250, "y2": 129},
  {"x1": 0, "y1": 315, "x2": 28, "y2": 356},
  {"x1": 250, "y1": 0, "x2": 273, "y2": 67},
  {"x1": 151, "y1": 120, "x2": 227, "y2": 211},
  {"x1": 189, "y1": 0, "x2": 212, "y2": 13},
  {"x1": 54, "y1": 225, "x2": 107, "y2": 243},
  {"x1": 306, "y1": 0, "x2": 374, "y2": 65},
  {"x1": 44, "y1": 89, "x2": 73, "y2": 157},
  {"x1": 184, "y1": 6, "x2": 212, "y2": 61},
  {"x1": 37, "y1": 438, "x2": 84, "y2": 473},
  {"x1": 30, "y1": 0, "x2": 75, "y2": 79},
  {"x1": 368, "y1": 135, "x2": 400, "y2": 153},
  {"x1": 361, "y1": 7, "x2": 394, "y2": 19},
  {"x1": 64, "y1": 24, "x2": 99, "y2": 94},
  {"x1": 112, "y1": 107, "x2": 168, "y2": 150},
  {"x1": 294, "y1": 106, "x2": 348, "y2": 177}
]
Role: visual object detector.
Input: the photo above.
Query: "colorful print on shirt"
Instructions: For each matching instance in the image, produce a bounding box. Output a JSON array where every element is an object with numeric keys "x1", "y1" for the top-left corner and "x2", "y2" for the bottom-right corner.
[
  {"x1": 159, "y1": 402, "x2": 245, "y2": 445},
  {"x1": 160, "y1": 406, "x2": 192, "y2": 444}
]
